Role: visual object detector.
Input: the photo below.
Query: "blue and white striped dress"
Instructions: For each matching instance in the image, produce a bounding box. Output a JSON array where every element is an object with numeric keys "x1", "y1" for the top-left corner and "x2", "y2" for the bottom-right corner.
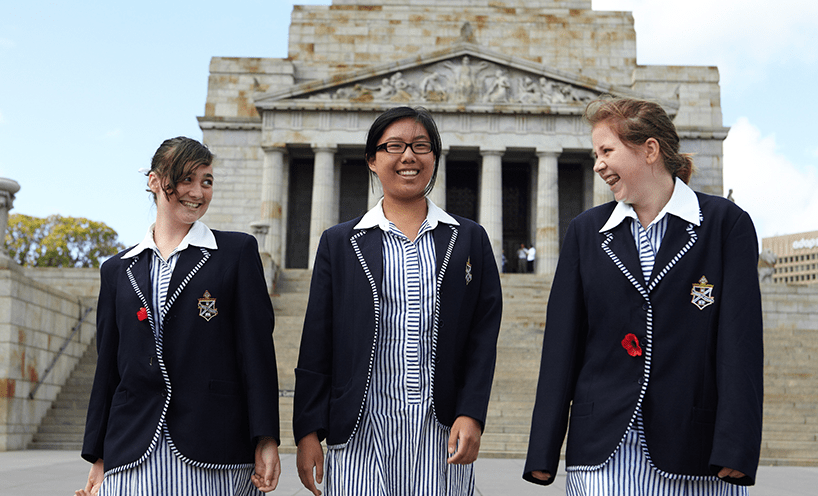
[
  {"x1": 565, "y1": 214, "x2": 747, "y2": 496},
  {"x1": 100, "y1": 233, "x2": 260, "y2": 496},
  {"x1": 324, "y1": 219, "x2": 474, "y2": 496}
]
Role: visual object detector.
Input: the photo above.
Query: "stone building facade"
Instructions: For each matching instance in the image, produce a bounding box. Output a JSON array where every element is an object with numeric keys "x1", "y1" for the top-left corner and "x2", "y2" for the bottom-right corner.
[{"x1": 198, "y1": 0, "x2": 727, "y2": 277}]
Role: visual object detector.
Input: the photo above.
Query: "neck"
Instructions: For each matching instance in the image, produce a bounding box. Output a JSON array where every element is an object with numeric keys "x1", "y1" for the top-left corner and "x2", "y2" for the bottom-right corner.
[
  {"x1": 153, "y1": 218, "x2": 192, "y2": 259},
  {"x1": 633, "y1": 175, "x2": 675, "y2": 228},
  {"x1": 382, "y1": 195, "x2": 428, "y2": 242}
]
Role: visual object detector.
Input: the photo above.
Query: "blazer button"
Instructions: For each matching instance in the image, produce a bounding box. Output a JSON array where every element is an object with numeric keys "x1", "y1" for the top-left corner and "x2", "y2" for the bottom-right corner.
[
  {"x1": 642, "y1": 303, "x2": 649, "y2": 311},
  {"x1": 637, "y1": 377, "x2": 644, "y2": 385}
]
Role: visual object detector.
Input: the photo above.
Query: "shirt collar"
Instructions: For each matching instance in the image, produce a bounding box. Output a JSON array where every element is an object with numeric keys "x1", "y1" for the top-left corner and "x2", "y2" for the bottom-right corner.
[
  {"x1": 123, "y1": 221, "x2": 218, "y2": 259},
  {"x1": 599, "y1": 177, "x2": 700, "y2": 233},
  {"x1": 353, "y1": 197, "x2": 459, "y2": 231}
]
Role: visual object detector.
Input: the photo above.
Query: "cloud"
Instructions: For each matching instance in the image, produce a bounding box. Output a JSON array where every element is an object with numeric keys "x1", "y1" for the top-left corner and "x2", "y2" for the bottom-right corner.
[
  {"x1": 593, "y1": 0, "x2": 818, "y2": 84},
  {"x1": 723, "y1": 117, "x2": 818, "y2": 239}
]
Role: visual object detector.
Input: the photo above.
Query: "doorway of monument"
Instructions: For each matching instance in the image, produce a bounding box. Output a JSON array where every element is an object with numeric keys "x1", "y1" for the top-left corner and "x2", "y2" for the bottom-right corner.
[
  {"x1": 445, "y1": 159, "x2": 479, "y2": 222},
  {"x1": 502, "y1": 160, "x2": 532, "y2": 274},
  {"x1": 286, "y1": 158, "x2": 314, "y2": 269},
  {"x1": 339, "y1": 158, "x2": 369, "y2": 223},
  {"x1": 557, "y1": 154, "x2": 593, "y2": 250}
]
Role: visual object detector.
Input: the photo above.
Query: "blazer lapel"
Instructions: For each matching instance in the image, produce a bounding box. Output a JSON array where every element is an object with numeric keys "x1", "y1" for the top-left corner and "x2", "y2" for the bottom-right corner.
[
  {"x1": 352, "y1": 228, "x2": 383, "y2": 297},
  {"x1": 433, "y1": 224, "x2": 455, "y2": 277},
  {"x1": 162, "y1": 247, "x2": 210, "y2": 320},
  {"x1": 603, "y1": 221, "x2": 643, "y2": 287},
  {"x1": 647, "y1": 216, "x2": 698, "y2": 290},
  {"x1": 125, "y1": 252, "x2": 156, "y2": 334}
]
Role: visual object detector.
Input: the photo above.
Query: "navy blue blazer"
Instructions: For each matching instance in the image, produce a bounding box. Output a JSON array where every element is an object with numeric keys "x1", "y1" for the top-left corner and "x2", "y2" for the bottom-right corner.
[
  {"x1": 523, "y1": 193, "x2": 763, "y2": 486},
  {"x1": 82, "y1": 231, "x2": 279, "y2": 472},
  {"x1": 293, "y1": 214, "x2": 503, "y2": 446}
]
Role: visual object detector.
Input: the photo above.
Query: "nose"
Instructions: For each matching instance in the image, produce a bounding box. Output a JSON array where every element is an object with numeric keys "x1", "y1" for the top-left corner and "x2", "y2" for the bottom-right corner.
[
  {"x1": 188, "y1": 182, "x2": 204, "y2": 199},
  {"x1": 400, "y1": 146, "x2": 417, "y2": 161},
  {"x1": 593, "y1": 157, "x2": 604, "y2": 173}
]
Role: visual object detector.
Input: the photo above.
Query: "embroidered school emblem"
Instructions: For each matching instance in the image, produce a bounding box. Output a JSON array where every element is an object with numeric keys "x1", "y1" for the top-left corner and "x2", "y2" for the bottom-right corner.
[
  {"x1": 197, "y1": 290, "x2": 218, "y2": 321},
  {"x1": 690, "y1": 276, "x2": 715, "y2": 310},
  {"x1": 465, "y1": 257, "x2": 473, "y2": 285}
]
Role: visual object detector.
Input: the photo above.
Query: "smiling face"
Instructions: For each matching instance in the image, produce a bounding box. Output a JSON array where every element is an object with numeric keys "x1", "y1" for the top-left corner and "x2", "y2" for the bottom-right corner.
[
  {"x1": 591, "y1": 120, "x2": 658, "y2": 207},
  {"x1": 149, "y1": 163, "x2": 213, "y2": 231},
  {"x1": 367, "y1": 117, "x2": 436, "y2": 206}
]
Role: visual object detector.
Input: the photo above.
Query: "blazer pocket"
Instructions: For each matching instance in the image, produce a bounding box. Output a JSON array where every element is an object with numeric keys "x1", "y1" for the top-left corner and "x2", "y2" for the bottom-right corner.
[
  {"x1": 693, "y1": 406, "x2": 716, "y2": 424},
  {"x1": 209, "y1": 379, "x2": 241, "y2": 396},
  {"x1": 570, "y1": 401, "x2": 594, "y2": 418}
]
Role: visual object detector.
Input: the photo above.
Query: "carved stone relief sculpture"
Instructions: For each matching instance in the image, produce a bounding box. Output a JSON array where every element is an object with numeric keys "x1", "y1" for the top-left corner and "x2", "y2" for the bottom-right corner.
[{"x1": 306, "y1": 56, "x2": 598, "y2": 106}]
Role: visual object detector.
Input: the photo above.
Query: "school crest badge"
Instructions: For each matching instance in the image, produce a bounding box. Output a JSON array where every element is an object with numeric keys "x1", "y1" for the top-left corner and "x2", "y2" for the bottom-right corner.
[
  {"x1": 465, "y1": 257, "x2": 473, "y2": 285},
  {"x1": 690, "y1": 276, "x2": 714, "y2": 310},
  {"x1": 198, "y1": 290, "x2": 218, "y2": 321}
]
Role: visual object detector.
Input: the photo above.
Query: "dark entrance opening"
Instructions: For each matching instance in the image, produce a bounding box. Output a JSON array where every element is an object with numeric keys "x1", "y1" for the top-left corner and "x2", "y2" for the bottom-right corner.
[
  {"x1": 445, "y1": 160, "x2": 479, "y2": 221},
  {"x1": 286, "y1": 158, "x2": 313, "y2": 269},
  {"x1": 339, "y1": 158, "x2": 369, "y2": 223},
  {"x1": 503, "y1": 161, "x2": 531, "y2": 273}
]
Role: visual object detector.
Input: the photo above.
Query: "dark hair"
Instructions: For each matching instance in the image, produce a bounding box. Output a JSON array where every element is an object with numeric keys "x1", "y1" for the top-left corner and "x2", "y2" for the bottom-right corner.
[
  {"x1": 584, "y1": 97, "x2": 694, "y2": 184},
  {"x1": 146, "y1": 137, "x2": 213, "y2": 201},
  {"x1": 364, "y1": 106, "x2": 442, "y2": 196}
]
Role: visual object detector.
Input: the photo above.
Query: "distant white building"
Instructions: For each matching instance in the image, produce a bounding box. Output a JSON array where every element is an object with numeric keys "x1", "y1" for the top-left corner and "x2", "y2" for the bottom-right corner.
[{"x1": 763, "y1": 230, "x2": 818, "y2": 285}]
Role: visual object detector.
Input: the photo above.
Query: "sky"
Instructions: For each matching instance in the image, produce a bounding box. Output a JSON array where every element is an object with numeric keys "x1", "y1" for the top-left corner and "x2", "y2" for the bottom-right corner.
[{"x1": 1, "y1": 0, "x2": 816, "y2": 248}]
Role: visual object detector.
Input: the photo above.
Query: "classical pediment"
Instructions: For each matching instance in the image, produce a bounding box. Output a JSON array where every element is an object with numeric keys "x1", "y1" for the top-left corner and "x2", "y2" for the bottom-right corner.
[{"x1": 254, "y1": 43, "x2": 674, "y2": 114}]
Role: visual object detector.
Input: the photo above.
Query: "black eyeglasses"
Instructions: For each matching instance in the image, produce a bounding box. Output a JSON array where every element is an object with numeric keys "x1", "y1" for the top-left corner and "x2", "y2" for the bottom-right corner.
[{"x1": 375, "y1": 141, "x2": 434, "y2": 154}]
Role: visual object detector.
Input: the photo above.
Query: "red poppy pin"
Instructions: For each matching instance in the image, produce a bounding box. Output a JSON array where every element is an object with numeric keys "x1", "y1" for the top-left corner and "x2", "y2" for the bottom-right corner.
[
  {"x1": 621, "y1": 333, "x2": 642, "y2": 357},
  {"x1": 137, "y1": 307, "x2": 148, "y2": 321}
]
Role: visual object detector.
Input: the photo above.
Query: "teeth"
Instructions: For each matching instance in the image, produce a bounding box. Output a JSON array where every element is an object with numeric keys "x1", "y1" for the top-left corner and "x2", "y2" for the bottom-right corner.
[
  {"x1": 182, "y1": 201, "x2": 200, "y2": 208},
  {"x1": 605, "y1": 176, "x2": 619, "y2": 186},
  {"x1": 398, "y1": 170, "x2": 419, "y2": 176}
]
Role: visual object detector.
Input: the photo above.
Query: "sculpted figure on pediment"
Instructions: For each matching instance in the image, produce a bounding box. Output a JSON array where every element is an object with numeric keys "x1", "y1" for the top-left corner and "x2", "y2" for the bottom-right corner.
[
  {"x1": 441, "y1": 56, "x2": 489, "y2": 104},
  {"x1": 484, "y1": 70, "x2": 511, "y2": 103},
  {"x1": 302, "y1": 55, "x2": 598, "y2": 106}
]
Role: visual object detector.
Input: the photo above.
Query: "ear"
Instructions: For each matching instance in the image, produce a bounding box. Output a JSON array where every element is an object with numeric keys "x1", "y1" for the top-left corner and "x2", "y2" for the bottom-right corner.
[
  {"x1": 367, "y1": 156, "x2": 378, "y2": 173},
  {"x1": 644, "y1": 138, "x2": 661, "y2": 165},
  {"x1": 148, "y1": 172, "x2": 168, "y2": 197}
]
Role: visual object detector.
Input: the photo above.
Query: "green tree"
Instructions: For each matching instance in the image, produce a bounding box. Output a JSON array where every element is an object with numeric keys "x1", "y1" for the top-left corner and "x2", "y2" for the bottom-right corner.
[{"x1": 4, "y1": 214, "x2": 126, "y2": 268}]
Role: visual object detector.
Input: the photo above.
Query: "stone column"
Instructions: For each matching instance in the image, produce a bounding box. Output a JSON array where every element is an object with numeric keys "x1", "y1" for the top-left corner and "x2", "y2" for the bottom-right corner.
[
  {"x1": 259, "y1": 146, "x2": 286, "y2": 264},
  {"x1": 427, "y1": 148, "x2": 447, "y2": 209},
  {"x1": 309, "y1": 146, "x2": 337, "y2": 269},
  {"x1": 0, "y1": 178, "x2": 21, "y2": 259},
  {"x1": 535, "y1": 150, "x2": 561, "y2": 277},
  {"x1": 479, "y1": 149, "x2": 504, "y2": 271}
]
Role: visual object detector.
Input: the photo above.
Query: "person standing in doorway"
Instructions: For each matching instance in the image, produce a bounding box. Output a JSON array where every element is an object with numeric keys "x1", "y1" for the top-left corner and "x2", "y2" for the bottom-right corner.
[
  {"x1": 526, "y1": 244, "x2": 536, "y2": 273},
  {"x1": 517, "y1": 243, "x2": 529, "y2": 273}
]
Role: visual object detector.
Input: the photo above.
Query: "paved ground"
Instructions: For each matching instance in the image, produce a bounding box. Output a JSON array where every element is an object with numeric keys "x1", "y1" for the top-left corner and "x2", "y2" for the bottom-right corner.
[{"x1": 1, "y1": 450, "x2": 815, "y2": 495}]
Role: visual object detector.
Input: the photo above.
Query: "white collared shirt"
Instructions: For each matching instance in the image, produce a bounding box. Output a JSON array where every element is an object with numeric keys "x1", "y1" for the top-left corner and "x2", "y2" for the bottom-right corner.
[
  {"x1": 123, "y1": 221, "x2": 218, "y2": 261},
  {"x1": 599, "y1": 177, "x2": 701, "y2": 259},
  {"x1": 599, "y1": 177, "x2": 701, "y2": 234},
  {"x1": 354, "y1": 198, "x2": 459, "y2": 232}
]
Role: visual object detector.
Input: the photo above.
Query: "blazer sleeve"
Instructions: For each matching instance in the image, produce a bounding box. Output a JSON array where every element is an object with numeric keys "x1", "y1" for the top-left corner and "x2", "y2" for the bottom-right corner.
[
  {"x1": 293, "y1": 230, "x2": 334, "y2": 445},
  {"x1": 453, "y1": 224, "x2": 503, "y2": 429},
  {"x1": 523, "y1": 219, "x2": 587, "y2": 485},
  {"x1": 709, "y1": 210, "x2": 764, "y2": 485},
  {"x1": 81, "y1": 259, "x2": 121, "y2": 464},
  {"x1": 232, "y1": 235, "x2": 280, "y2": 445}
]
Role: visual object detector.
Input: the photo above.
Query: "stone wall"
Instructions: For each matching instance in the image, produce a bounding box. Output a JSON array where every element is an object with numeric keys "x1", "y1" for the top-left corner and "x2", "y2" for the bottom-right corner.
[{"x1": 0, "y1": 258, "x2": 96, "y2": 451}]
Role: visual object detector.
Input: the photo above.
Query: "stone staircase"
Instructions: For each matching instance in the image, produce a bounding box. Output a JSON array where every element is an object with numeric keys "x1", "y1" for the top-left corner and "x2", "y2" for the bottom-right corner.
[
  {"x1": 28, "y1": 337, "x2": 97, "y2": 450},
  {"x1": 760, "y1": 324, "x2": 818, "y2": 466},
  {"x1": 27, "y1": 270, "x2": 818, "y2": 467}
]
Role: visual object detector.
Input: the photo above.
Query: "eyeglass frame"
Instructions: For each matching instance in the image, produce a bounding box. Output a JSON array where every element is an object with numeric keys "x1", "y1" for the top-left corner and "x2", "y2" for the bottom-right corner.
[{"x1": 374, "y1": 141, "x2": 434, "y2": 154}]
